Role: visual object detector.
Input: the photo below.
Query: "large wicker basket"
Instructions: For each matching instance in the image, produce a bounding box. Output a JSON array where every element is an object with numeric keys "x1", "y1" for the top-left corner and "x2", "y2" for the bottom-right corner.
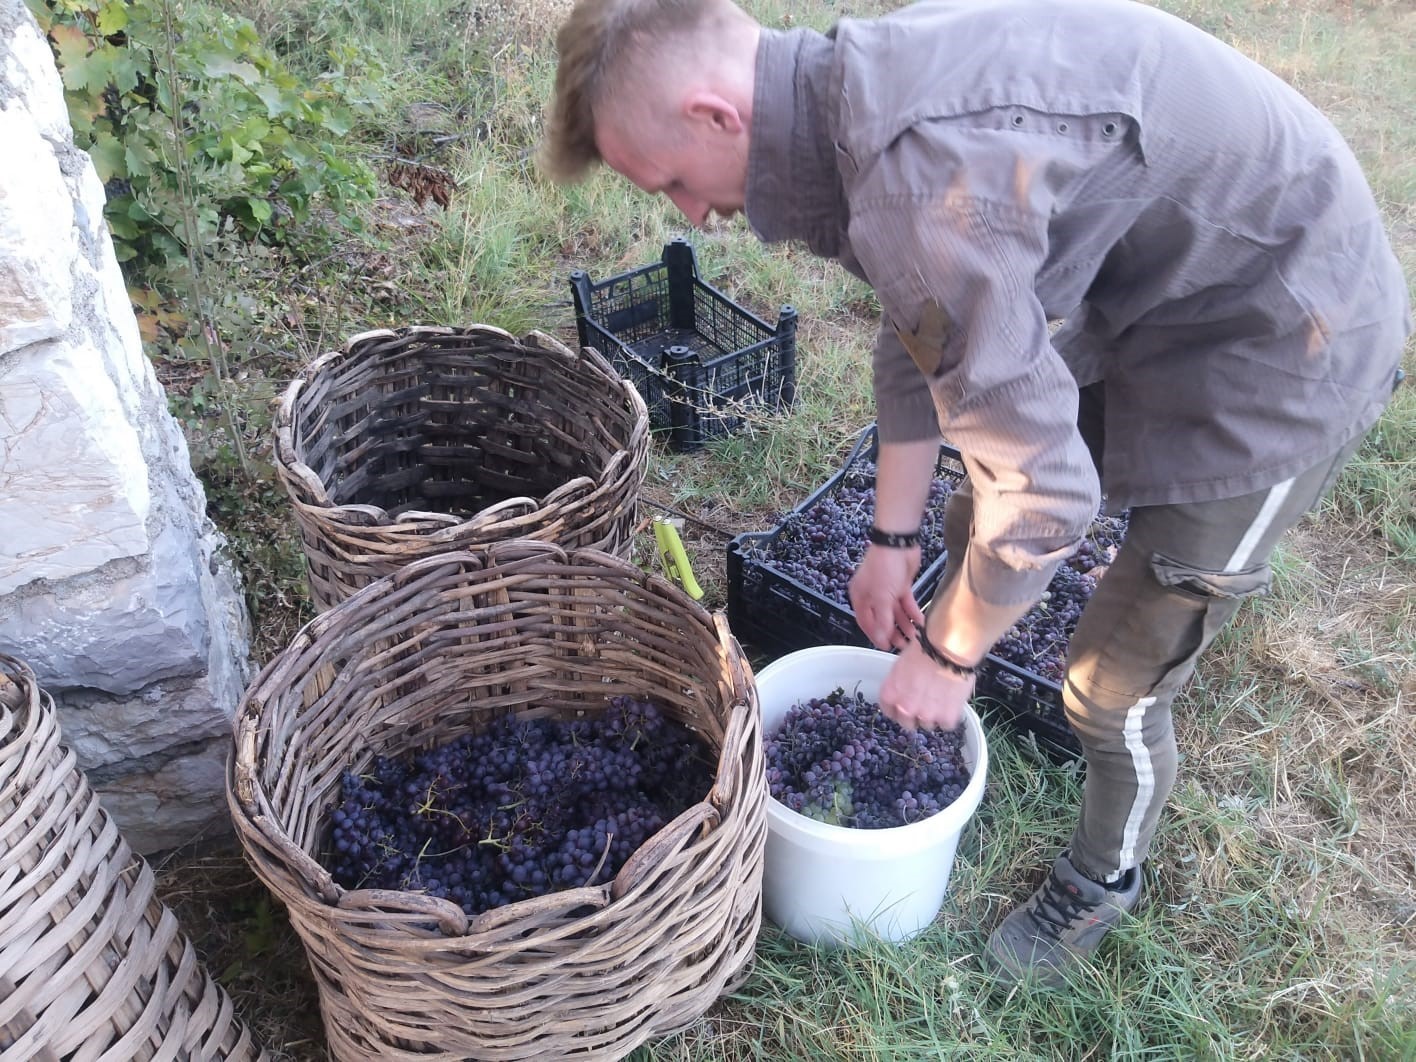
[
  {"x1": 0, "y1": 654, "x2": 266, "y2": 1061},
  {"x1": 228, "y1": 542, "x2": 765, "y2": 1061},
  {"x1": 275, "y1": 324, "x2": 650, "y2": 612}
]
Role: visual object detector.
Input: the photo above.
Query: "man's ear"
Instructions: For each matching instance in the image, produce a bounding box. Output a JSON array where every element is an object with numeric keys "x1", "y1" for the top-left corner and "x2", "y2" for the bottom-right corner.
[{"x1": 683, "y1": 90, "x2": 744, "y2": 135}]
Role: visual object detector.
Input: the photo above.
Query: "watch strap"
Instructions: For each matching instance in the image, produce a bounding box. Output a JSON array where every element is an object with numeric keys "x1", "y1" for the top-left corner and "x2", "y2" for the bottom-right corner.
[
  {"x1": 867, "y1": 526, "x2": 921, "y2": 549},
  {"x1": 913, "y1": 623, "x2": 978, "y2": 678}
]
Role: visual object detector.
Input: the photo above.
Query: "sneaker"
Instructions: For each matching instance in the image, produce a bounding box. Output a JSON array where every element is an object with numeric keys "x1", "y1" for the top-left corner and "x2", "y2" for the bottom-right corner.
[{"x1": 984, "y1": 850, "x2": 1141, "y2": 988}]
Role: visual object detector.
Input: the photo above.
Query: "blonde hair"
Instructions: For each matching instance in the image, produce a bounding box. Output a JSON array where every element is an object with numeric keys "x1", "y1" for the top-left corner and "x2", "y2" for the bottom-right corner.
[{"x1": 539, "y1": 0, "x2": 739, "y2": 184}]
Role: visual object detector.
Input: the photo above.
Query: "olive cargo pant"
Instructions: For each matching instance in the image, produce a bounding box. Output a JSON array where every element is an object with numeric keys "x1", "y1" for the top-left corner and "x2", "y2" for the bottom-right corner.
[{"x1": 941, "y1": 435, "x2": 1365, "y2": 882}]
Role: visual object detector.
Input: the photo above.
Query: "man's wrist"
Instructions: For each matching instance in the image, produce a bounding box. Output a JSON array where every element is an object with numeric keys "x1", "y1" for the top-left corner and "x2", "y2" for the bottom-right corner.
[
  {"x1": 867, "y1": 526, "x2": 921, "y2": 549},
  {"x1": 913, "y1": 622, "x2": 979, "y2": 677}
]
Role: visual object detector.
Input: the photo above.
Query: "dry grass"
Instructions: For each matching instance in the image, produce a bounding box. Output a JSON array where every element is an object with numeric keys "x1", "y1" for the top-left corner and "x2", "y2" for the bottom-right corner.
[
  {"x1": 151, "y1": 848, "x2": 326, "y2": 1061},
  {"x1": 1176, "y1": 515, "x2": 1416, "y2": 960}
]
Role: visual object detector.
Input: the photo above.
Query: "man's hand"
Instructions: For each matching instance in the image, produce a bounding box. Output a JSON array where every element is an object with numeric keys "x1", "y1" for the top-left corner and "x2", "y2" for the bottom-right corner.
[
  {"x1": 849, "y1": 544, "x2": 926, "y2": 652},
  {"x1": 877, "y1": 636, "x2": 974, "y2": 731}
]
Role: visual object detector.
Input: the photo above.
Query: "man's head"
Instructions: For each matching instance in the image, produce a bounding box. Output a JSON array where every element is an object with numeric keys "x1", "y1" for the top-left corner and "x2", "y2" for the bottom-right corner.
[{"x1": 540, "y1": 0, "x2": 760, "y2": 228}]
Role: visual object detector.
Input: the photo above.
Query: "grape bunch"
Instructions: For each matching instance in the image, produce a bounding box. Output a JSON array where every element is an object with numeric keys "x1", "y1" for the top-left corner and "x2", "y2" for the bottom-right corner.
[
  {"x1": 753, "y1": 461, "x2": 958, "y2": 604},
  {"x1": 324, "y1": 695, "x2": 713, "y2": 918},
  {"x1": 1065, "y1": 510, "x2": 1130, "y2": 579},
  {"x1": 991, "y1": 509, "x2": 1131, "y2": 684},
  {"x1": 765, "y1": 687, "x2": 972, "y2": 829}
]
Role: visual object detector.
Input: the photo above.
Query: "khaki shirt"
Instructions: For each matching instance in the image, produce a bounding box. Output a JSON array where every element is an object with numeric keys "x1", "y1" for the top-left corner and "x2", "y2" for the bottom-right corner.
[{"x1": 745, "y1": 0, "x2": 1409, "y2": 607}]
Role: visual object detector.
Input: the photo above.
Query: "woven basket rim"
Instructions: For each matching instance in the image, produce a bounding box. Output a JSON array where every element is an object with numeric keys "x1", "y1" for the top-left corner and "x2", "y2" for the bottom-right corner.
[{"x1": 273, "y1": 324, "x2": 648, "y2": 523}]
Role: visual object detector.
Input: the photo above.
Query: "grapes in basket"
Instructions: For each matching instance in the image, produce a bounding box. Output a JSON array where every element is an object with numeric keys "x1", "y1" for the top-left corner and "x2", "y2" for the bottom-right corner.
[
  {"x1": 325, "y1": 696, "x2": 714, "y2": 917},
  {"x1": 765, "y1": 687, "x2": 971, "y2": 829}
]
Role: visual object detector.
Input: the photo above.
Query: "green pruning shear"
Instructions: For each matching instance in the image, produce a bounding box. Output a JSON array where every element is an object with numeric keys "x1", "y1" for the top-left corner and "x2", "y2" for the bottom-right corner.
[{"x1": 652, "y1": 516, "x2": 704, "y2": 600}]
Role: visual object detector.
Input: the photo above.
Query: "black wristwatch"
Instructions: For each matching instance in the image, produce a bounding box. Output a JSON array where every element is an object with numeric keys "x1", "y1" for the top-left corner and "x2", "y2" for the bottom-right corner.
[{"x1": 867, "y1": 526, "x2": 921, "y2": 549}]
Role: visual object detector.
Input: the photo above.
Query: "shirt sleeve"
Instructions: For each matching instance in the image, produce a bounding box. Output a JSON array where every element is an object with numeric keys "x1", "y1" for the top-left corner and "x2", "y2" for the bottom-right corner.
[
  {"x1": 872, "y1": 318, "x2": 942, "y2": 443},
  {"x1": 848, "y1": 126, "x2": 1102, "y2": 607}
]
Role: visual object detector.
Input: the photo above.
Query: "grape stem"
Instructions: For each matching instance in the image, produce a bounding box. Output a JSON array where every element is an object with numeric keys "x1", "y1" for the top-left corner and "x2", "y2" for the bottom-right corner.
[{"x1": 584, "y1": 831, "x2": 614, "y2": 887}]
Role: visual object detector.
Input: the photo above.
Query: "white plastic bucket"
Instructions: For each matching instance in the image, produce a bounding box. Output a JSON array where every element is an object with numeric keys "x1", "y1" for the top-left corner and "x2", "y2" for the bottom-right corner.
[{"x1": 756, "y1": 645, "x2": 989, "y2": 947}]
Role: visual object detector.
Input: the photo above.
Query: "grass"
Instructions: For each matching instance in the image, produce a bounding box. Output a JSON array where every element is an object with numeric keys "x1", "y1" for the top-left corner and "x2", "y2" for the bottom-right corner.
[{"x1": 145, "y1": 0, "x2": 1415, "y2": 1058}]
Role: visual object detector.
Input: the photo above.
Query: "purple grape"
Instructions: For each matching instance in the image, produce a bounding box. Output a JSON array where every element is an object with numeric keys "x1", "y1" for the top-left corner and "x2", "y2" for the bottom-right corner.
[
  {"x1": 751, "y1": 462, "x2": 957, "y2": 605},
  {"x1": 992, "y1": 510, "x2": 1131, "y2": 684},
  {"x1": 765, "y1": 687, "x2": 972, "y2": 829},
  {"x1": 323, "y1": 695, "x2": 713, "y2": 917}
]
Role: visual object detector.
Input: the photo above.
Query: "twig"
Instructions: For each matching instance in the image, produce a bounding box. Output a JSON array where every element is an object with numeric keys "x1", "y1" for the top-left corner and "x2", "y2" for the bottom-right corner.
[{"x1": 583, "y1": 832, "x2": 614, "y2": 887}]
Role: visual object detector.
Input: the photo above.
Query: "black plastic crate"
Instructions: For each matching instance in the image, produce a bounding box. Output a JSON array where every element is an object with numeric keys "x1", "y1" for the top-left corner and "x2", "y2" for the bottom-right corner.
[
  {"x1": 569, "y1": 238, "x2": 798, "y2": 451},
  {"x1": 974, "y1": 657, "x2": 1081, "y2": 764},
  {"x1": 726, "y1": 424, "x2": 966, "y2": 660}
]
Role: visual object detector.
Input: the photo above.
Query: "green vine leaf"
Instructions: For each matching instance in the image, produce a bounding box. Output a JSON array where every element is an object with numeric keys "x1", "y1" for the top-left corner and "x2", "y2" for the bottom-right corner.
[
  {"x1": 95, "y1": 0, "x2": 128, "y2": 35},
  {"x1": 202, "y1": 55, "x2": 260, "y2": 84},
  {"x1": 124, "y1": 137, "x2": 160, "y2": 177},
  {"x1": 48, "y1": 23, "x2": 90, "y2": 70},
  {"x1": 87, "y1": 130, "x2": 125, "y2": 181},
  {"x1": 33, "y1": 0, "x2": 376, "y2": 274}
]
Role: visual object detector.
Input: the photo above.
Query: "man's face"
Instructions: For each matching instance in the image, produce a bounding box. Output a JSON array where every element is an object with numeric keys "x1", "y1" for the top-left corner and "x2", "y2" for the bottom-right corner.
[{"x1": 595, "y1": 110, "x2": 748, "y2": 229}]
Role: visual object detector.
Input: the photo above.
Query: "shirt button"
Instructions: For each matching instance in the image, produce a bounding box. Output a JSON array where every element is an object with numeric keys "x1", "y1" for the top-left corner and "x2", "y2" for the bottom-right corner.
[
  {"x1": 1012, "y1": 114, "x2": 1025, "y2": 127},
  {"x1": 1102, "y1": 120, "x2": 1119, "y2": 137},
  {"x1": 1056, "y1": 121, "x2": 1070, "y2": 133}
]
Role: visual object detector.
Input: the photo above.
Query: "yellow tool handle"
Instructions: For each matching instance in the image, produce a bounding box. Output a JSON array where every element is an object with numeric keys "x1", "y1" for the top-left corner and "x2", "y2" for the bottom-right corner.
[{"x1": 652, "y1": 518, "x2": 704, "y2": 600}]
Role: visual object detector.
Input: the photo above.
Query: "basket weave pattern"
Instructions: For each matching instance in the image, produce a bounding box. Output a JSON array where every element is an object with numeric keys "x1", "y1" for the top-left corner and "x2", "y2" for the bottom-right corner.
[
  {"x1": 0, "y1": 655, "x2": 265, "y2": 1061},
  {"x1": 276, "y1": 325, "x2": 650, "y2": 612},
  {"x1": 229, "y1": 543, "x2": 765, "y2": 1061}
]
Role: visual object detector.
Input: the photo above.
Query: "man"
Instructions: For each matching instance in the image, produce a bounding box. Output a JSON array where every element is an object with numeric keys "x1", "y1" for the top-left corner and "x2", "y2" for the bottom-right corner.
[{"x1": 539, "y1": 0, "x2": 1410, "y2": 987}]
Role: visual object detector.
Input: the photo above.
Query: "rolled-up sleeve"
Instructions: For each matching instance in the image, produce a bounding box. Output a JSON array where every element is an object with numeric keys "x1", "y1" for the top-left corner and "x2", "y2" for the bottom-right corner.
[
  {"x1": 872, "y1": 317, "x2": 943, "y2": 443},
  {"x1": 849, "y1": 131, "x2": 1101, "y2": 606}
]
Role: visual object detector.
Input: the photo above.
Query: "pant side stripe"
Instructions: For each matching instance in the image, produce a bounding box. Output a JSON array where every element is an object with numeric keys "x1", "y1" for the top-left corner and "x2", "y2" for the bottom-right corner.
[
  {"x1": 1225, "y1": 478, "x2": 1294, "y2": 572},
  {"x1": 1118, "y1": 695, "x2": 1158, "y2": 871}
]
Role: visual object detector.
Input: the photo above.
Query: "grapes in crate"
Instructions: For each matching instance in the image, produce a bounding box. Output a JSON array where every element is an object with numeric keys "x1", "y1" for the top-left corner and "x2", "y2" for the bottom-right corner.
[
  {"x1": 756, "y1": 462, "x2": 957, "y2": 605},
  {"x1": 765, "y1": 687, "x2": 971, "y2": 829},
  {"x1": 992, "y1": 510, "x2": 1131, "y2": 683},
  {"x1": 325, "y1": 696, "x2": 714, "y2": 917}
]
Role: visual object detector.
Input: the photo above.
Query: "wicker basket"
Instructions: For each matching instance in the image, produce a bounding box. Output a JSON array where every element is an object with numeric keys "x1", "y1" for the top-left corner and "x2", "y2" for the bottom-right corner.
[
  {"x1": 228, "y1": 542, "x2": 765, "y2": 1061},
  {"x1": 0, "y1": 655, "x2": 266, "y2": 1061},
  {"x1": 275, "y1": 324, "x2": 650, "y2": 612}
]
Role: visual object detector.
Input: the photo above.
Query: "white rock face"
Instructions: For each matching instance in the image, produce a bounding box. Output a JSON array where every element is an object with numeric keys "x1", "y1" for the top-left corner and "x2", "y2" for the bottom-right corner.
[
  {"x1": 2, "y1": 11, "x2": 70, "y2": 141},
  {"x1": 0, "y1": 1, "x2": 253, "y2": 852},
  {"x1": 0, "y1": 106, "x2": 74, "y2": 350},
  {"x1": 0, "y1": 345, "x2": 153, "y2": 596}
]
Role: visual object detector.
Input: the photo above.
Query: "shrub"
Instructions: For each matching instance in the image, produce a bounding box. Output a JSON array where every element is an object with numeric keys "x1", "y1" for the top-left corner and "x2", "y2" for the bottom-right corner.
[{"x1": 27, "y1": 0, "x2": 378, "y2": 275}]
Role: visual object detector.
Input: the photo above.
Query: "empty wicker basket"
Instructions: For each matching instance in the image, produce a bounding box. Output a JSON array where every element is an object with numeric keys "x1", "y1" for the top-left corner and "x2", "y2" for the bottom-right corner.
[
  {"x1": 0, "y1": 654, "x2": 265, "y2": 1061},
  {"x1": 228, "y1": 542, "x2": 765, "y2": 1061},
  {"x1": 275, "y1": 324, "x2": 650, "y2": 612}
]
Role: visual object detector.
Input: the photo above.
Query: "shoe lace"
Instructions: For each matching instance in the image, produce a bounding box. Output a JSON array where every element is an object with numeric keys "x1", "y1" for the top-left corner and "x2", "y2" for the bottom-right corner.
[{"x1": 1027, "y1": 873, "x2": 1090, "y2": 937}]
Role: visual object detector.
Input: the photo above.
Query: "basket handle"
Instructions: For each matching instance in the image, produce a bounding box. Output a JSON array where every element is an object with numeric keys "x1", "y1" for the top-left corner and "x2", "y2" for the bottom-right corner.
[
  {"x1": 706, "y1": 613, "x2": 761, "y2": 814},
  {"x1": 520, "y1": 329, "x2": 576, "y2": 359},
  {"x1": 610, "y1": 801, "x2": 720, "y2": 901},
  {"x1": 714, "y1": 612, "x2": 753, "y2": 709},
  {"x1": 336, "y1": 888, "x2": 470, "y2": 936}
]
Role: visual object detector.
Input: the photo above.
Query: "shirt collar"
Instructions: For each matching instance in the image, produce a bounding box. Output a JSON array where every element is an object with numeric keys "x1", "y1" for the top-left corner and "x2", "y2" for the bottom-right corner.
[{"x1": 745, "y1": 27, "x2": 845, "y2": 258}]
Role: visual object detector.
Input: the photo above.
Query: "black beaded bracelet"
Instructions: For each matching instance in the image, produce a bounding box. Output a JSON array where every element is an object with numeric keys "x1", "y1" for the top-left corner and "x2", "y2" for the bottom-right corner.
[
  {"x1": 913, "y1": 623, "x2": 978, "y2": 678},
  {"x1": 867, "y1": 526, "x2": 921, "y2": 549}
]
